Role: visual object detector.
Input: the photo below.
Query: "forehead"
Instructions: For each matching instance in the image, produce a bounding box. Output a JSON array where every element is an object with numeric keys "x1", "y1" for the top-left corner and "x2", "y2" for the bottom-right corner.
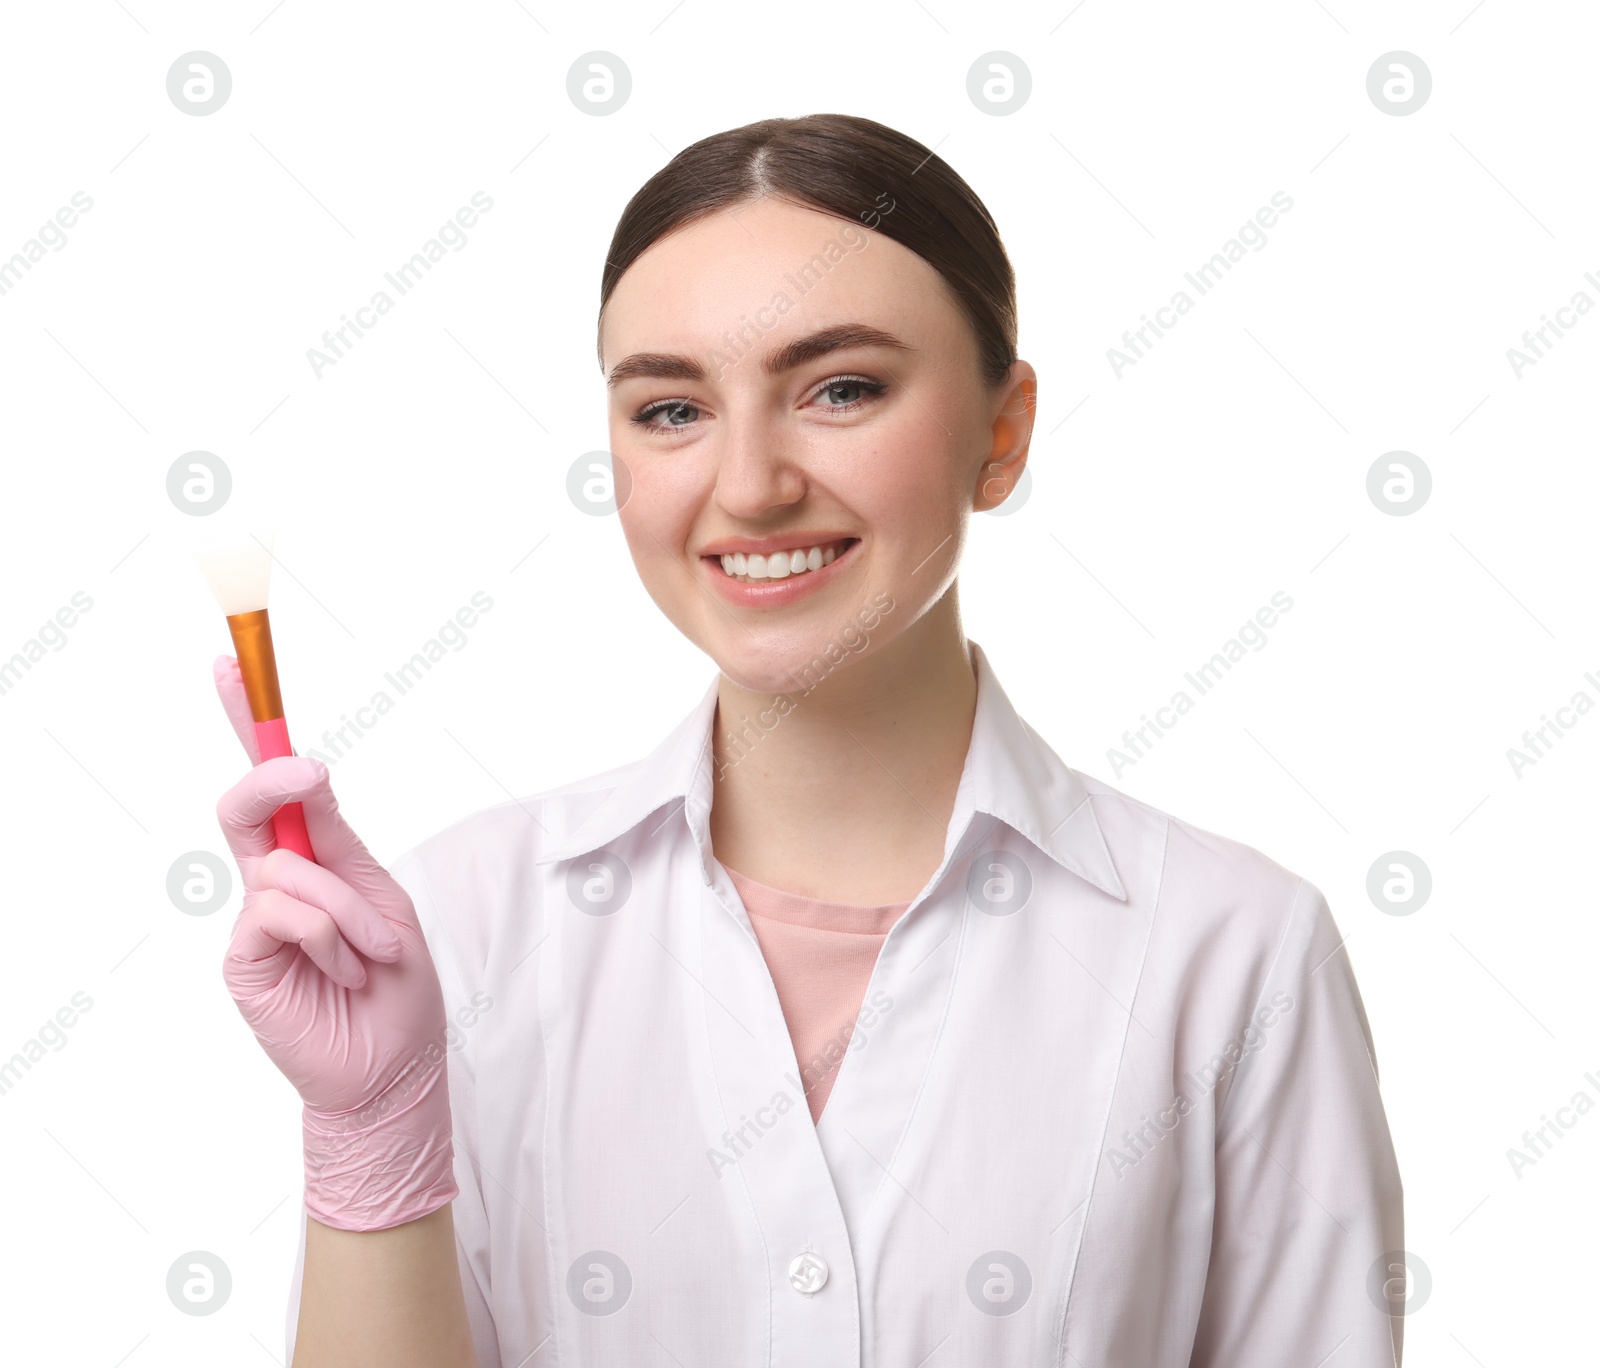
[{"x1": 599, "y1": 197, "x2": 954, "y2": 368}]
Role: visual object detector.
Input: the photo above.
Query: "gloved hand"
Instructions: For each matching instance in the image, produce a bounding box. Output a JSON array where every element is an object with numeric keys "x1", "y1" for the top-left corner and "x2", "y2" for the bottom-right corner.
[{"x1": 212, "y1": 654, "x2": 459, "y2": 1232}]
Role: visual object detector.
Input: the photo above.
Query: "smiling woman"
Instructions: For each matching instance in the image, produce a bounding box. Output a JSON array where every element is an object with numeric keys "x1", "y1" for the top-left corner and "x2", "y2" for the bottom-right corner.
[
  {"x1": 594, "y1": 120, "x2": 1033, "y2": 746},
  {"x1": 254, "y1": 113, "x2": 1403, "y2": 1368}
]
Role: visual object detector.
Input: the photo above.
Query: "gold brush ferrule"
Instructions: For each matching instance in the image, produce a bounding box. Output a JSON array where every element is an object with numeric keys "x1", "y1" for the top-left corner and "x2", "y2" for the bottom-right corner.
[{"x1": 225, "y1": 609, "x2": 285, "y2": 722}]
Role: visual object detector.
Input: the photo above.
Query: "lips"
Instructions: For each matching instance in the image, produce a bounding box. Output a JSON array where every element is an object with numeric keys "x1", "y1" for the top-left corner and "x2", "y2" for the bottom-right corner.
[{"x1": 700, "y1": 536, "x2": 861, "y2": 606}]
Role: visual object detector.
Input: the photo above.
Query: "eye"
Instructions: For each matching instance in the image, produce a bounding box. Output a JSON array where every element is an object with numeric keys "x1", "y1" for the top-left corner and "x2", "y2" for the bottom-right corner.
[
  {"x1": 630, "y1": 398, "x2": 702, "y2": 432},
  {"x1": 626, "y1": 373, "x2": 888, "y2": 436},
  {"x1": 809, "y1": 374, "x2": 887, "y2": 412}
]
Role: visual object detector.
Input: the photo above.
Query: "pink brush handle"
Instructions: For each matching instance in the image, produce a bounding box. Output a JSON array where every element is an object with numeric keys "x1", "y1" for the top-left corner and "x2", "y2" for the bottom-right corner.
[{"x1": 254, "y1": 715, "x2": 316, "y2": 862}]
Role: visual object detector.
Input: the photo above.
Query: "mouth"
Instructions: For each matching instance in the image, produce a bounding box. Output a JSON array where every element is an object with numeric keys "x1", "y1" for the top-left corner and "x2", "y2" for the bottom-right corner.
[
  {"x1": 699, "y1": 536, "x2": 861, "y2": 605},
  {"x1": 708, "y1": 536, "x2": 857, "y2": 584}
]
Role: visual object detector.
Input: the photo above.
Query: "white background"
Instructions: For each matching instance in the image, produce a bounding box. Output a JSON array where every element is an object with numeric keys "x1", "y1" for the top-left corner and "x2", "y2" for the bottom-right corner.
[{"x1": 1, "y1": 0, "x2": 1594, "y2": 1363}]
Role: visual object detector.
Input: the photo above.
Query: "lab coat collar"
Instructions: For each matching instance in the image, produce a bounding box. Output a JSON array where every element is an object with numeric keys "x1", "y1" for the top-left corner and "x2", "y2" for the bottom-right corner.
[{"x1": 532, "y1": 639, "x2": 1128, "y2": 902}]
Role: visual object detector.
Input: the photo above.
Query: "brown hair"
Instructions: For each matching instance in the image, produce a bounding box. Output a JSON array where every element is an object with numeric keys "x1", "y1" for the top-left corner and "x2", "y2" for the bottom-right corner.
[{"x1": 597, "y1": 113, "x2": 1017, "y2": 386}]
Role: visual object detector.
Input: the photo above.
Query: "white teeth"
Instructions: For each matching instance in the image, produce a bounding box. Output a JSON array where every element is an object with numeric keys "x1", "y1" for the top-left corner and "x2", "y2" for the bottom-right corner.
[{"x1": 718, "y1": 540, "x2": 850, "y2": 583}]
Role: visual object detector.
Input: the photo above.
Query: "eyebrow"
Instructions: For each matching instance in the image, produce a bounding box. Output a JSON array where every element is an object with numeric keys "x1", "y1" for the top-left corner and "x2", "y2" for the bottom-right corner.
[{"x1": 604, "y1": 323, "x2": 912, "y2": 389}]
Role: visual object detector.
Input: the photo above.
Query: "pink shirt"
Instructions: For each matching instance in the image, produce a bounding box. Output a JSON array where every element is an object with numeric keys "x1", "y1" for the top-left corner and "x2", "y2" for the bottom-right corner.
[{"x1": 721, "y1": 863, "x2": 909, "y2": 1123}]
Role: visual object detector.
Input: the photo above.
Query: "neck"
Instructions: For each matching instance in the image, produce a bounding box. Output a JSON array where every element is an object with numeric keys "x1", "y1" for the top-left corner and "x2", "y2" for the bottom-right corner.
[{"x1": 708, "y1": 592, "x2": 978, "y2": 903}]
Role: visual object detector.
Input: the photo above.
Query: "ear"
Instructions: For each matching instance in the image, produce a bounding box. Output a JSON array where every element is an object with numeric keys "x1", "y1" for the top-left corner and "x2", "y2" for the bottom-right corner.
[{"x1": 972, "y1": 361, "x2": 1037, "y2": 514}]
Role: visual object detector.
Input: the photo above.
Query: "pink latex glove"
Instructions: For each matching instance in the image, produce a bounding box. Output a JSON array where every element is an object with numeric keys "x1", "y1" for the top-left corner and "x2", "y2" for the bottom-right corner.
[{"x1": 212, "y1": 654, "x2": 459, "y2": 1232}]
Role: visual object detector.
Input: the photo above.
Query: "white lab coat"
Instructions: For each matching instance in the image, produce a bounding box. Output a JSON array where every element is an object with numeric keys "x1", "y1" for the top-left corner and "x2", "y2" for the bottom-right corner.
[{"x1": 286, "y1": 639, "x2": 1403, "y2": 1366}]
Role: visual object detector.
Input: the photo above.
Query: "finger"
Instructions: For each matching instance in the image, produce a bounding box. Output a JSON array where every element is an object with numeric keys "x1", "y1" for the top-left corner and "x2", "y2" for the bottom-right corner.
[
  {"x1": 213, "y1": 655, "x2": 263, "y2": 765},
  {"x1": 216, "y1": 755, "x2": 328, "y2": 866},
  {"x1": 293, "y1": 772, "x2": 421, "y2": 925},
  {"x1": 255, "y1": 846, "x2": 405, "y2": 963},
  {"x1": 227, "y1": 887, "x2": 369, "y2": 993}
]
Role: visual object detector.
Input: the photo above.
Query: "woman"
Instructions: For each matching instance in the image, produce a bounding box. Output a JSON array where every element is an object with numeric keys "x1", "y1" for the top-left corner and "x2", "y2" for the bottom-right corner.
[{"x1": 217, "y1": 114, "x2": 1403, "y2": 1367}]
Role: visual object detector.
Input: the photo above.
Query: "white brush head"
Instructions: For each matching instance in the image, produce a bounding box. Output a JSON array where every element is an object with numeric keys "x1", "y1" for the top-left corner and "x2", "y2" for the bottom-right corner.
[{"x1": 192, "y1": 525, "x2": 276, "y2": 617}]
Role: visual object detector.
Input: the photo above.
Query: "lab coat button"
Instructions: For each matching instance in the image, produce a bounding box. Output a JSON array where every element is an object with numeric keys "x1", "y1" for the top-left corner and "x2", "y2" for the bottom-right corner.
[{"x1": 788, "y1": 1250, "x2": 829, "y2": 1294}]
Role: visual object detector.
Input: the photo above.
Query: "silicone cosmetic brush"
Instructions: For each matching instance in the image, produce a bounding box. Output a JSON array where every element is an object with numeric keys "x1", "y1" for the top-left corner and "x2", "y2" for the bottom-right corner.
[{"x1": 193, "y1": 527, "x2": 316, "y2": 862}]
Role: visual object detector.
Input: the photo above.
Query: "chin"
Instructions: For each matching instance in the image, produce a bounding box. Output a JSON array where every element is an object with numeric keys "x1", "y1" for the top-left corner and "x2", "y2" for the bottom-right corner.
[
  {"x1": 709, "y1": 645, "x2": 814, "y2": 696},
  {"x1": 708, "y1": 621, "x2": 890, "y2": 698}
]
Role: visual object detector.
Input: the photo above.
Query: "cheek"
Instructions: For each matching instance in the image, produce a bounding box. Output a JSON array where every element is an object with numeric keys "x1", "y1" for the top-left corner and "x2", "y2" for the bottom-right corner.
[
  {"x1": 617, "y1": 469, "x2": 698, "y2": 574},
  {"x1": 847, "y1": 418, "x2": 971, "y2": 531},
  {"x1": 614, "y1": 507, "x2": 691, "y2": 623}
]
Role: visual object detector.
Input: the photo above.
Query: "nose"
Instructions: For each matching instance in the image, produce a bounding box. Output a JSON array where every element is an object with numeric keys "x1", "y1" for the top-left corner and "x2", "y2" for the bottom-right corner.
[{"x1": 711, "y1": 405, "x2": 807, "y2": 521}]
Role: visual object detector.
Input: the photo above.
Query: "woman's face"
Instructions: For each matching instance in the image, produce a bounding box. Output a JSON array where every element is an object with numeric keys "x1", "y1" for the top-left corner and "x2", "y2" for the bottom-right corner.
[{"x1": 598, "y1": 195, "x2": 1033, "y2": 692}]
